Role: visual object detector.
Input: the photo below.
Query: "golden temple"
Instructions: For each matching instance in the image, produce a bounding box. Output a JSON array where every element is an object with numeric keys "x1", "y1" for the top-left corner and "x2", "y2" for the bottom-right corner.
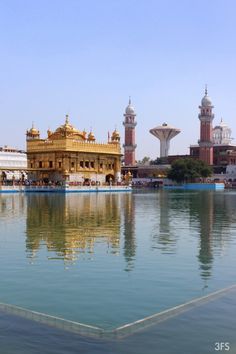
[{"x1": 26, "y1": 115, "x2": 122, "y2": 184}]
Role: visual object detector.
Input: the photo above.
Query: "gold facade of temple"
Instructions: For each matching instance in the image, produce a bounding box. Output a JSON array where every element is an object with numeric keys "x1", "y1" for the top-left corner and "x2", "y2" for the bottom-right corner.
[{"x1": 26, "y1": 115, "x2": 122, "y2": 184}]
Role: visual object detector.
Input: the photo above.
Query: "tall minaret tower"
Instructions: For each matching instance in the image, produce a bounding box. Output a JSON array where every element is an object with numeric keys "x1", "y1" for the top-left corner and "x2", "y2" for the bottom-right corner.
[
  {"x1": 123, "y1": 98, "x2": 137, "y2": 166},
  {"x1": 198, "y1": 87, "x2": 214, "y2": 165}
]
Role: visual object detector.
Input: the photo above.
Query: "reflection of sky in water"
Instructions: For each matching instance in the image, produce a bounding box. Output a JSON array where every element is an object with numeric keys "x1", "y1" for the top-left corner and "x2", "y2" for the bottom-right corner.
[{"x1": 0, "y1": 191, "x2": 236, "y2": 328}]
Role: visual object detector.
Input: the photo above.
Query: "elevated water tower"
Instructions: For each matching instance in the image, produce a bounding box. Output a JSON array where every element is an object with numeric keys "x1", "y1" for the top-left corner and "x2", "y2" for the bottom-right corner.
[{"x1": 150, "y1": 123, "x2": 181, "y2": 157}]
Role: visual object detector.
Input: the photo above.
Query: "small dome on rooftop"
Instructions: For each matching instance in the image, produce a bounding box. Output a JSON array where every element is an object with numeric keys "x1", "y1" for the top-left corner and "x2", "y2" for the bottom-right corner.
[
  {"x1": 87, "y1": 131, "x2": 96, "y2": 141},
  {"x1": 201, "y1": 88, "x2": 212, "y2": 107},
  {"x1": 27, "y1": 123, "x2": 40, "y2": 135},
  {"x1": 125, "y1": 98, "x2": 135, "y2": 115}
]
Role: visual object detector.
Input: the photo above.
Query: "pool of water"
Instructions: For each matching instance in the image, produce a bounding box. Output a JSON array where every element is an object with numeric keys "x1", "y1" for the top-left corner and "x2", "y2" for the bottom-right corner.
[
  {"x1": 0, "y1": 190, "x2": 236, "y2": 329},
  {"x1": 1, "y1": 286, "x2": 236, "y2": 354}
]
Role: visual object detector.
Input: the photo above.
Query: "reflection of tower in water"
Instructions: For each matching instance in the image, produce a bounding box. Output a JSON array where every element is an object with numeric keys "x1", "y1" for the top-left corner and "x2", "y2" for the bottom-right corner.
[
  {"x1": 152, "y1": 190, "x2": 178, "y2": 253},
  {"x1": 25, "y1": 193, "x2": 121, "y2": 265},
  {"x1": 197, "y1": 191, "x2": 234, "y2": 283},
  {"x1": 190, "y1": 191, "x2": 234, "y2": 286},
  {"x1": 198, "y1": 193, "x2": 214, "y2": 283},
  {"x1": 122, "y1": 193, "x2": 136, "y2": 271},
  {"x1": 189, "y1": 192, "x2": 214, "y2": 283}
]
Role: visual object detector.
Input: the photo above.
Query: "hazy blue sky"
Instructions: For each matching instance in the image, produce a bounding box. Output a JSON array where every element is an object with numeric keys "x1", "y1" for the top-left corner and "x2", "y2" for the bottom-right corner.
[{"x1": 0, "y1": 0, "x2": 236, "y2": 159}]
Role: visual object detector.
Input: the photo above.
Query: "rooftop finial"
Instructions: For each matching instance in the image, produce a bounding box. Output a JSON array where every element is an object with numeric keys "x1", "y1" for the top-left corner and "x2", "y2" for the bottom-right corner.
[
  {"x1": 129, "y1": 96, "x2": 131, "y2": 105},
  {"x1": 205, "y1": 84, "x2": 208, "y2": 95},
  {"x1": 65, "y1": 114, "x2": 69, "y2": 124}
]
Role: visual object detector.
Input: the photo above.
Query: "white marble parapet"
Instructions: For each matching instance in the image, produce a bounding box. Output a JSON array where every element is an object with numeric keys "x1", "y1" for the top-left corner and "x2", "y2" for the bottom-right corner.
[
  {"x1": 0, "y1": 185, "x2": 132, "y2": 193},
  {"x1": 0, "y1": 284, "x2": 235, "y2": 339}
]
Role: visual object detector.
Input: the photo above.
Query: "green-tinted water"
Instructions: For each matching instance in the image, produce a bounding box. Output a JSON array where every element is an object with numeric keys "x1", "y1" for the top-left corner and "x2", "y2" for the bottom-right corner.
[{"x1": 0, "y1": 190, "x2": 236, "y2": 329}]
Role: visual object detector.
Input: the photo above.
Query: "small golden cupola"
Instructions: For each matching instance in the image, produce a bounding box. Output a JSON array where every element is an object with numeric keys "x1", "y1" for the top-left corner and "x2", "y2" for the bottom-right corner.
[
  {"x1": 26, "y1": 123, "x2": 40, "y2": 140},
  {"x1": 47, "y1": 128, "x2": 52, "y2": 138},
  {"x1": 111, "y1": 129, "x2": 120, "y2": 142},
  {"x1": 82, "y1": 129, "x2": 87, "y2": 139},
  {"x1": 62, "y1": 114, "x2": 75, "y2": 136},
  {"x1": 87, "y1": 130, "x2": 96, "y2": 142}
]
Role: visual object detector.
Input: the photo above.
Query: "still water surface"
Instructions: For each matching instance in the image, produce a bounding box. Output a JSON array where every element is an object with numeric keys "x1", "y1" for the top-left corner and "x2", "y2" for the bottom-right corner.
[{"x1": 0, "y1": 190, "x2": 236, "y2": 329}]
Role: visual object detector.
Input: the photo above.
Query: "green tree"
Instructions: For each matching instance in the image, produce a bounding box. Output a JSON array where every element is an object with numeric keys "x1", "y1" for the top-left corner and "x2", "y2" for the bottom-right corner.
[
  {"x1": 150, "y1": 157, "x2": 167, "y2": 165},
  {"x1": 167, "y1": 158, "x2": 212, "y2": 183},
  {"x1": 138, "y1": 156, "x2": 150, "y2": 165}
]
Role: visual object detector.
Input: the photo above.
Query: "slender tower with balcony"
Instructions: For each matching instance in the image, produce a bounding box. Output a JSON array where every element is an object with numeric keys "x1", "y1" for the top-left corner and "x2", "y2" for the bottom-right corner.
[
  {"x1": 123, "y1": 98, "x2": 137, "y2": 166},
  {"x1": 198, "y1": 88, "x2": 214, "y2": 165}
]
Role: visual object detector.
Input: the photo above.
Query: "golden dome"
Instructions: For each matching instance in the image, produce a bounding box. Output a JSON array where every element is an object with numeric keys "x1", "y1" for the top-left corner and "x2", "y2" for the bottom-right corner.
[
  {"x1": 56, "y1": 115, "x2": 75, "y2": 133},
  {"x1": 26, "y1": 123, "x2": 40, "y2": 138},
  {"x1": 111, "y1": 129, "x2": 120, "y2": 141},
  {"x1": 31, "y1": 128, "x2": 39, "y2": 134},
  {"x1": 51, "y1": 115, "x2": 86, "y2": 140}
]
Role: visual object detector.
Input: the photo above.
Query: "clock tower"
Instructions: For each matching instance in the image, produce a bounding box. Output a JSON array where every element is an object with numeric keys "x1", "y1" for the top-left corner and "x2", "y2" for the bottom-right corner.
[
  {"x1": 198, "y1": 88, "x2": 214, "y2": 165},
  {"x1": 123, "y1": 98, "x2": 137, "y2": 166}
]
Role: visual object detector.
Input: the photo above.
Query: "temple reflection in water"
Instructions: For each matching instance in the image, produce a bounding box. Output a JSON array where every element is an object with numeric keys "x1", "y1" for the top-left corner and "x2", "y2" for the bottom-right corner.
[
  {"x1": 25, "y1": 193, "x2": 122, "y2": 263},
  {"x1": 1, "y1": 190, "x2": 234, "y2": 278}
]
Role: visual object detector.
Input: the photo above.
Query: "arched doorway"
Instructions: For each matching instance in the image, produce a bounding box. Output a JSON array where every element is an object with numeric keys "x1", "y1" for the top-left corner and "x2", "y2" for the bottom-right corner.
[
  {"x1": 1, "y1": 171, "x2": 6, "y2": 184},
  {"x1": 106, "y1": 174, "x2": 114, "y2": 184}
]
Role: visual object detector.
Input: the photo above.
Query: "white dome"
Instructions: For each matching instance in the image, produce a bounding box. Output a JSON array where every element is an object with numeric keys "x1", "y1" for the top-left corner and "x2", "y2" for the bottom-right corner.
[
  {"x1": 125, "y1": 105, "x2": 135, "y2": 115},
  {"x1": 125, "y1": 98, "x2": 135, "y2": 115},
  {"x1": 219, "y1": 118, "x2": 227, "y2": 127},
  {"x1": 201, "y1": 95, "x2": 212, "y2": 107},
  {"x1": 201, "y1": 88, "x2": 212, "y2": 107}
]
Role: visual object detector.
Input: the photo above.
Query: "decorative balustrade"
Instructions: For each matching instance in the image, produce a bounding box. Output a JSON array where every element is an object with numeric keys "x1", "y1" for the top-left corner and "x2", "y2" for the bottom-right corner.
[{"x1": 27, "y1": 139, "x2": 121, "y2": 155}]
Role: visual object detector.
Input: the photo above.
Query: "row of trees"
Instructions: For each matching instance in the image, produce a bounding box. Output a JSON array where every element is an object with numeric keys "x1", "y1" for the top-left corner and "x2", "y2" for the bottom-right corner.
[
  {"x1": 167, "y1": 158, "x2": 212, "y2": 183},
  {"x1": 137, "y1": 156, "x2": 167, "y2": 165},
  {"x1": 137, "y1": 156, "x2": 212, "y2": 183}
]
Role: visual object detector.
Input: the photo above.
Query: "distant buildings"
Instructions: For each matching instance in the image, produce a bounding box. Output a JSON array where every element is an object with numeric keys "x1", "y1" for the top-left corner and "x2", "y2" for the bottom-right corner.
[
  {"x1": 122, "y1": 89, "x2": 236, "y2": 182},
  {"x1": 213, "y1": 119, "x2": 232, "y2": 145},
  {"x1": 1, "y1": 90, "x2": 236, "y2": 185},
  {"x1": 190, "y1": 89, "x2": 236, "y2": 171},
  {"x1": 0, "y1": 146, "x2": 27, "y2": 182}
]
